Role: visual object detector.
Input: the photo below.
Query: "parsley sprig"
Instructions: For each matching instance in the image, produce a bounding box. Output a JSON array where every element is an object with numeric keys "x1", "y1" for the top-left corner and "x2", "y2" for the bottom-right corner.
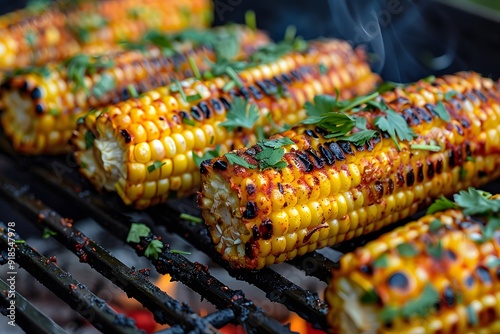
[
  {"x1": 219, "y1": 97, "x2": 259, "y2": 131},
  {"x1": 63, "y1": 54, "x2": 115, "y2": 95}
]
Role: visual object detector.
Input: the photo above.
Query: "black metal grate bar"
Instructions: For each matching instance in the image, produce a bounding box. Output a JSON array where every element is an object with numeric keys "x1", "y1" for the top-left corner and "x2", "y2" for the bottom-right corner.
[
  {"x1": 10, "y1": 162, "x2": 293, "y2": 334},
  {"x1": 0, "y1": 175, "x2": 219, "y2": 333},
  {"x1": 0, "y1": 279, "x2": 67, "y2": 334},
  {"x1": 0, "y1": 224, "x2": 141, "y2": 334},
  {"x1": 157, "y1": 309, "x2": 236, "y2": 334}
]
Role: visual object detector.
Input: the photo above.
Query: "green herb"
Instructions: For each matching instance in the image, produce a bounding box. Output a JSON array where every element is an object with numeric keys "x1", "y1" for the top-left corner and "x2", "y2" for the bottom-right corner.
[
  {"x1": 400, "y1": 283, "x2": 439, "y2": 319},
  {"x1": 266, "y1": 113, "x2": 291, "y2": 134},
  {"x1": 427, "y1": 196, "x2": 457, "y2": 214},
  {"x1": 173, "y1": 79, "x2": 187, "y2": 102},
  {"x1": 372, "y1": 253, "x2": 389, "y2": 268},
  {"x1": 64, "y1": 54, "x2": 114, "y2": 94},
  {"x1": 466, "y1": 306, "x2": 478, "y2": 326},
  {"x1": 170, "y1": 249, "x2": 192, "y2": 255},
  {"x1": 459, "y1": 166, "x2": 467, "y2": 180},
  {"x1": 25, "y1": 30, "x2": 37, "y2": 46},
  {"x1": 359, "y1": 289, "x2": 379, "y2": 304},
  {"x1": 193, "y1": 145, "x2": 221, "y2": 167},
  {"x1": 379, "y1": 306, "x2": 400, "y2": 324},
  {"x1": 186, "y1": 93, "x2": 202, "y2": 102},
  {"x1": 179, "y1": 213, "x2": 202, "y2": 224},
  {"x1": 486, "y1": 256, "x2": 500, "y2": 268},
  {"x1": 225, "y1": 152, "x2": 257, "y2": 169},
  {"x1": 260, "y1": 137, "x2": 294, "y2": 148},
  {"x1": 410, "y1": 144, "x2": 441, "y2": 152},
  {"x1": 127, "y1": 6, "x2": 144, "y2": 19},
  {"x1": 92, "y1": 73, "x2": 116, "y2": 98},
  {"x1": 434, "y1": 101, "x2": 451, "y2": 122},
  {"x1": 422, "y1": 75, "x2": 436, "y2": 83},
  {"x1": 256, "y1": 125, "x2": 265, "y2": 142},
  {"x1": 319, "y1": 63, "x2": 327, "y2": 75},
  {"x1": 274, "y1": 84, "x2": 289, "y2": 99},
  {"x1": 188, "y1": 56, "x2": 201, "y2": 79},
  {"x1": 127, "y1": 223, "x2": 151, "y2": 243},
  {"x1": 335, "y1": 130, "x2": 379, "y2": 147},
  {"x1": 483, "y1": 217, "x2": 500, "y2": 241},
  {"x1": 426, "y1": 240, "x2": 443, "y2": 260},
  {"x1": 26, "y1": 0, "x2": 51, "y2": 13},
  {"x1": 70, "y1": 13, "x2": 109, "y2": 43},
  {"x1": 145, "y1": 239, "x2": 163, "y2": 259},
  {"x1": 225, "y1": 66, "x2": 243, "y2": 88},
  {"x1": 48, "y1": 109, "x2": 60, "y2": 116},
  {"x1": 284, "y1": 25, "x2": 297, "y2": 43},
  {"x1": 255, "y1": 147, "x2": 287, "y2": 170},
  {"x1": 466, "y1": 156, "x2": 476, "y2": 162},
  {"x1": 84, "y1": 131, "x2": 95, "y2": 149},
  {"x1": 148, "y1": 161, "x2": 166, "y2": 173},
  {"x1": 219, "y1": 97, "x2": 259, "y2": 131},
  {"x1": 396, "y1": 243, "x2": 419, "y2": 257},
  {"x1": 15, "y1": 240, "x2": 26, "y2": 244},
  {"x1": 374, "y1": 109, "x2": 417, "y2": 151},
  {"x1": 453, "y1": 188, "x2": 500, "y2": 216},
  {"x1": 245, "y1": 10, "x2": 257, "y2": 31},
  {"x1": 429, "y1": 219, "x2": 444, "y2": 233},
  {"x1": 182, "y1": 118, "x2": 196, "y2": 126},
  {"x1": 5, "y1": 66, "x2": 51, "y2": 80},
  {"x1": 127, "y1": 84, "x2": 139, "y2": 98},
  {"x1": 42, "y1": 228, "x2": 57, "y2": 239},
  {"x1": 376, "y1": 81, "x2": 405, "y2": 94},
  {"x1": 444, "y1": 90, "x2": 458, "y2": 101},
  {"x1": 222, "y1": 80, "x2": 236, "y2": 92},
  {"x1": 80, "y1": 161, "x2": 87, "y2": 169}
]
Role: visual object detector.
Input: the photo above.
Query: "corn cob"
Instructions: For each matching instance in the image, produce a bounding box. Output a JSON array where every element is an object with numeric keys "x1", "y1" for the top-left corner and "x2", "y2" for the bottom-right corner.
[
  {"x1": 326, "y1": 189, "x2": 500, "y2": 333},
  {"x1": 198, "y1": 71, "x2": 500, "y2": 270},
  {"x1": 71, "y1": 39, "x2": 379, "y2": 208},
  {"x1": 0, "y1": 0, "x2": 212, "y2": 70},
  {"x1": 0, "y1": 26, "x2": 270, "y2": 155}
]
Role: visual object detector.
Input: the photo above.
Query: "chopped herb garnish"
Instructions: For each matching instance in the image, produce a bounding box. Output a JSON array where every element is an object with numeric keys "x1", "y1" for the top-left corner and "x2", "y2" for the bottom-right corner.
[
  {"x1": 186, "y1": 93, "x2": 202, "y2": 102},
  {"x1": 172, "y1": 79, "x2": 187, "y2": 102},
  {"x1": 25, "y1": 30, "x2": 37, "y2": 46},
  {"x1": 376, "y1": 81, "x2": 405, "y2": 94},
  {"x1": 219, "y1": 97, "x2": 259, "y2": 131},
  {"x1": 434, "y1": 101, "x2": 451, "y2": 122},
  {"x1": 466, "y1": 156, "x2": 476, "y2": 162},
  {"x1": 126, "y1": 223, "x2": 151, "y2": 243},
  {"x1": 64, "y1": 54, "x2": 114, "y2": 95},
  {"x1": 256, "y1": 125, "x2": 265, "y2": 141},
  {"x1": 396, "y1": 243, "x2": 419, "y2": 257},
  {"x1": 427, "y1": 196, "x2": 457, "y2": 214},
  {"x1": 360, "y1": 289, "x2": 379, "y2": 304},
  {"x1": 374, "y1": 109, "x2": 417, "y2": 151},
  {"x1": 372, "y1": 253, "x2": 389, "y2": 268},
  {"x1": 319, "y1": 63, "x2": 327, "y2": 75},
  {"x1": 459, "y1": 166, "x2": 467, "y2": 180},
  {"x1": 92, "y1": 73, "x2": 116, "y2": 98},
  {"x1": 15, "y1": 240, "x2": 26, "y2": 244},
  {"x1": 255, "y1": 147, "x2": 287, "y2": 170},
  {"x1": 444, "y1": 90, "x2": 458, "y2": 101},
  {"x1": 225, "y1": 66, "x2": 243, "y2": 88},
  {"x1": 245, "y1": 10, "x2": 257, "y2": 31},
  {"x1": 335, "y1": 130, "x2": 379, "y2": 147},
  {"x1": 179, "y1": 213, "x2": 202, "y2": 224},
  {"x1": 127, "y1": 84, "x2": 139, "y2": 98},
  {"x1": 188, "y1": 56, "x2": 201, "y2": 79},
  {"x1": 453, "y1": 188, "x2": 500, "y2": 216},
  {"x1": 193, "y1": 145, "x2": 221, "y2": 167},
  {"x1": 148, "y1": 161, "x2": 166, "y2": 173},
  {"x1": 426, "y1": 240, "x2": 443, "y2": 260},
  {"x1": 80, "y1": 161, "x2": 87, "y2": 169},
  {"x1": 422, "y1": 75, "x2": 436, "y2": 83},
  {"x1": 222, "y1": 80, "x2": 236, "y2": 92},
  {"x1": 42, "y1": 228, "x2": 57, "y2": 238},
  {"x1": 84, "y1": 131, "x2": 95, "y2": 149},
  {"x1": 261, "y1": 137, "x2": 294, "y2": 148},
  {"x1": 466, "y1": 305, "x2": 478, "y2": 326},
  {"x1": 284, "y1": 25, "x2": 297, "y2": 43},
  {"x1": 379, "y1": 306, "x2": 400, "y2": 324},
  {"x1": 48, "y1": 109, "x2": 60, "y2": 116},
  {"x1": 483, "y1": 217, "x2": 500, "y2": 241},
  {"x1": 225, "y1": 152, "x2": 257, "y2": 169},
  {"x1": 170, "y1": 249, "x2": 192, "y2": 255},
  {"x1": 145, "y1": 239, "x2": 163, "y2": 260},
  {"x1": 486, "y1": 256, "x2": 500, "y2": 268},
  {"x1": 410, "y1": 144, "x2": 441, "y2": 152},
  {"x1": 26, "y1": 0, "x2": 51, "y2": 13},
  {"x1": 429, "y1": 219, "x2": 444, "y2": 233},
  {"x1": 400, "y1": 283, "x2": 439, "y2": 319}
]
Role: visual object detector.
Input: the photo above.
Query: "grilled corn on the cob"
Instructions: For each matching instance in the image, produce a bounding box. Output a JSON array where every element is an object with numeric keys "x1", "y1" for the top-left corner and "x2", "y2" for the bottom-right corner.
[
  {"x1": 0, "y1": 26, "x2": 270, "y2": 155},
  {"x1": 0, "y1": 0, "x2": 212, "y2": 70},
  {"x1": 198, "y1": 72, "x2": 500, "y2": 269},
  {"x1": 326, "y1": 190, "x2": 500, "y2": 333},
  {"x1": 72, "y1": 39, "x2": 379, "y2": 208}
]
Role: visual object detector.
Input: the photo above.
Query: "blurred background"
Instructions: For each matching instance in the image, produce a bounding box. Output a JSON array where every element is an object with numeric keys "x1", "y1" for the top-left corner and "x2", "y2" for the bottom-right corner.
[{"x1": 3, "y1": 0, "x2": 500, "y2": 82}]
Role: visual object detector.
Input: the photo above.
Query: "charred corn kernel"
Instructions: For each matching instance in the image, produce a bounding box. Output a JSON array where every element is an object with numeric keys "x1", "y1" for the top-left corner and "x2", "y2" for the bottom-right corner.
[
  {"x1": 0, "y1": 0, "x2": 213, "y2": 70},
  {"x1": 72, "y1": 39, "x2": 379, "y2": 208},
  {"x1": 0, "y1": 25, "x2": 270, "y2": 155},
  {"x1": 326, "y1": 195, "x2": 500, "y2": 334},
  {"x1": 199, "y1": 72, "x2": 500, "y2": 269}
]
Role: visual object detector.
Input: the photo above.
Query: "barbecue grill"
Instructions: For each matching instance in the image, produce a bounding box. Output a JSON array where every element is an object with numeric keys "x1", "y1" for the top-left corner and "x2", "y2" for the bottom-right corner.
[{"x1": 1, "y1": 1, "x2": 500, "y2": 333}]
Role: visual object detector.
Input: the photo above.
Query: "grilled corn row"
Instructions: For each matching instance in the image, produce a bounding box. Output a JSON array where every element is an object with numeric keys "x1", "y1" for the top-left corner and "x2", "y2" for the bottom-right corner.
[
  {"x1": 0, "y1": 26, "x2": 270, "y2": 155},
  {"x1": 326, "y1": 195, "x2": 500, "y2": 333},
  {"x1": 0, "y1": 0, "x2": 212, "y2": 69},
  {"x1": 199, "y1": 71, "x2": 500, "y2": 269},
  {"x1": 72, "y1": 39, "x2": 379, "y2": 208}
]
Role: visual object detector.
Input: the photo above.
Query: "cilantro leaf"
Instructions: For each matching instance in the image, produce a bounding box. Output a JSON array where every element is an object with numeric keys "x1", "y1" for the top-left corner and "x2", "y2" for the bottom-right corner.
[
  {"x1": 145, "y1": 239, "x2": 163, "y2": 260},
  {"x1": 219, "y1": 97, "x2": 260, "y2": 131},
  {"x1": 486, "y1": 256, "x2": 500, "y2": 268},
  {"x1": 256, "y1": 147, "x2": 286, "y2": 170},
  {"x1": 396, "y1": 243, "x2": 419, "y2": 257},
  {"x1": 372, "y1": 253, "x2": 389, "y2": 268},
  {"x1": 148, "y1": 161, "x2": 166, "y2": 173},
  {"x1": 466, "y1": 306, "x2": 478, "y2": 327},
  {"x1": 434, "y1": 101, "x2": 451, "y2": 122},
  {"x1": 444, "y1": 90, "x2": 458, "y2": 101},
  {"x1": 42, "y1": 228, "x2": 57, "y2": 239},
  {"x1": 359, "y1": 289, "x2": 379, "y2": 304},
  {"x1": 379, "y1": 306, "x2": 400, "y2": 324},
  {"x1": 335, "y1": 130, "x2": 379, "y2": 146},
  {"x1": 376, "y1": 81, "x2": 404, "y2": 94},
  {"x1": 427, "y1": 196, "x2": 457, "y2": 214},
  {"x1": 483, "y1": 217, "x2": 500, "y2": 240},
  {"x1": 401, "y1": 283, "x2": 439, "y2": 319},
  {"x1": 170, "y1": 249, "x2": 192, "y2": 255},
  {"x1": 193, "y1": 145, "x2": 221, "y2": 167},
  {"x1": 426, "y1": 240, "x2": 443, "y2": 260},
  {"x1": 127, "y1": 223, "x2": 151, "y2": 243},
  {"x1": 85, "y1": 131, "x2": 96, "y2": 149},
  {"x1": 92, "y1": 73, "x2": 116, "y2": 98},
  {"x1": 410, "y1": 144, "x2": 442, "y2": 152},
  {"x1": 454, "y1": 188, "x2": 500, "y2": 216},
  {"x1": 261, "y1": 137, "x2": 294, "y2": 148},
  {"x1": 374, "y1": 109, "x2": 416, "y2": 151},
  {"x1": 429, "y1": 219, "x2": 444, "y2": 233},
  {"x1": 225, "y1": 153, "x2": 257, "y2": 169},
  {"x1": 179, "y1": 213, "x2": 202, "y2": 224}
]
